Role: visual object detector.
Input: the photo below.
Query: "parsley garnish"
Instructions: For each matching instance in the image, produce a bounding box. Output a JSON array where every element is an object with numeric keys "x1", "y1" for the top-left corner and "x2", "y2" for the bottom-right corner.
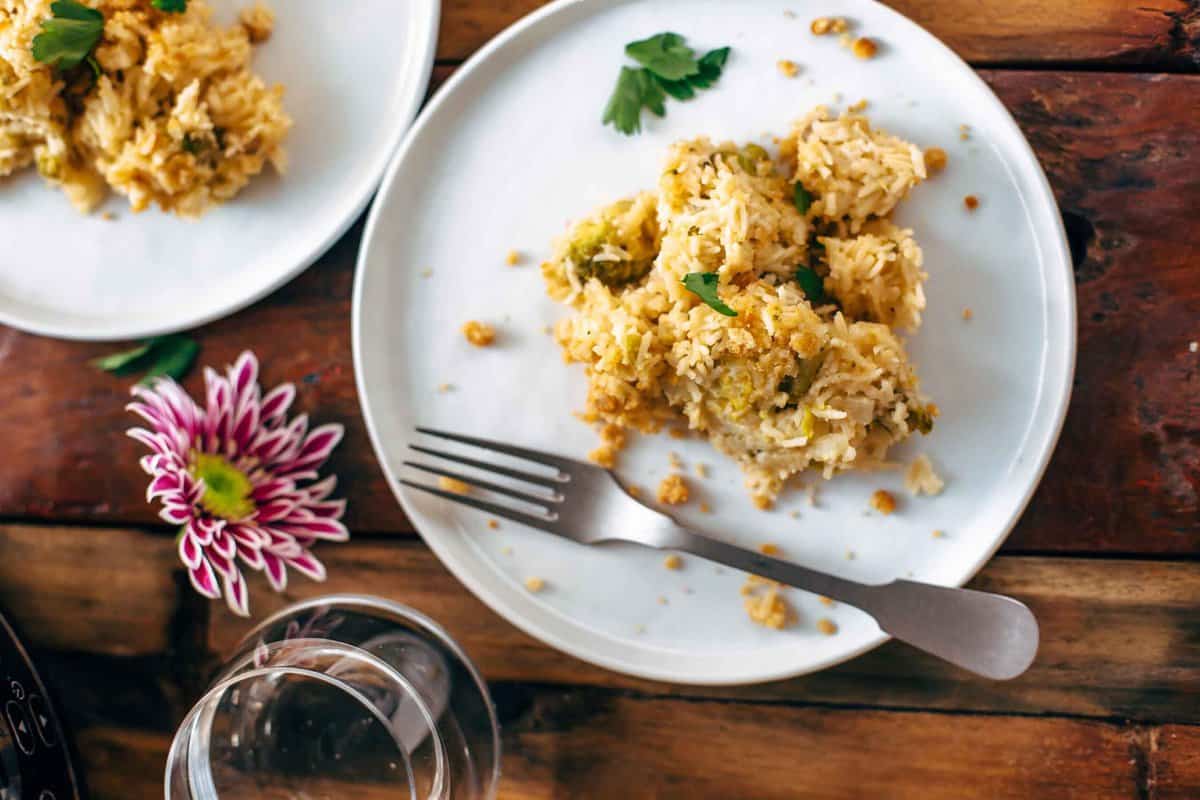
[
  {"x1": 793, "y1": 183, "x2": 813, "y2": 215},
  {"x1": 625, "y1": 32, "x2": 698, "y2": 81},
  {"x1": 794, "y1": 266, "x2": 829, "y2": 305},
  {"x1": 682, "y1": 272, "x2": 737, "y2": 317},
  {"x1": 152, "y1": 0, "x2": 187, "y2": 12},
  {"x1": 31, "y1": 0, "x2": 103, "y2": 72},
  {"x1": 91, "y1": 334, "x2": 199, "y2": 384},
  {"x1": 603, "y1": 34, "x2": 731, "y2": 136}
]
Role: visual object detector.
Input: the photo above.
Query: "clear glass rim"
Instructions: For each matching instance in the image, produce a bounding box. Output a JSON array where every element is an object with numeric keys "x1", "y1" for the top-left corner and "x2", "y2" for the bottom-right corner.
[
  {"x1": 231, "y1": 594, "x2": 502, "y2": 796},
  {"x1": 164, "y1": 663, "x2": 420, "y2": 800}
]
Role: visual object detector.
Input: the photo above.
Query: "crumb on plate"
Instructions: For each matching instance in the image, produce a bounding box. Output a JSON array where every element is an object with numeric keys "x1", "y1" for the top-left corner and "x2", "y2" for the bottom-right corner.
[
  {"x1": 699, "y1": 502, "x2": 711, "y2": 513},
  {"x1": 657, "y1": 474, "x2": 690, "y2": 505},
  {"x1": 437, "y1": 475, "x2": 471, "y2": 495},
  {"x1": 664, "y1": 554, "x2": 683, "y2": 570},
  {"x1": 744, "y1": 584, "x2": 797, "y2": 629},
  {"x1": 777, "y1": 59, "x2": 800, "y2": 78},
  {"x1": 819, "y1": 595, "x2": 834, "y2": 607},
  {"x1": 694, "y1": 462, "x2": 709, "y2": 479},
  {"x1": 870, "y1": 489, "x2": 897, "y2": 514},
  {"x1": 487, "y1": 519, "x2": 500, "y2": 530},
  {"x1": 848, "y1": 98, "x2": 868, "y2": 112},
  {"x1": 752, "y1": 494, "x2": 774, "y2": 511},
  {"x1": 524, "y1": 576, "x2": 545, "y2": 593},
  {"x1": 962, "y1": 307, "x2": 973, "y2": 321},
  {"x1": 923, "y1": 147, "x2": 947, "y2": 174},
  {"x1": 816, "y1": 617, "x2": 839, "y2": 635},
  {"x1": 668, "y1": 451, "x2": 683, "y2": 470},
  {"x1": 462, "y1": 320, "x2": 496, "y2": 346},
  {"x1": 905, "y1": 454, "x2": 945, "y2": 496},
  {"x1": 239, "y1": 2, "x2": 275, "y2": 43},
  {"x1": 964, "y1": 194, "x2": 980, "y2": 211},
  {"x1": 851, "y1": 37, "x2": 878, "y2": 59},
  {"x1": 933, "y1": 529, "x2": 946, "y2": 539},
  {"x1": 759, "y1": 543, "x2": 780, "y2": 556},
  {"x1": 627, "y1": 484, "x2": 642, "y2": 499},
  {"x1": 505, "y1": 249, "x2": 523, "y2": 266}
]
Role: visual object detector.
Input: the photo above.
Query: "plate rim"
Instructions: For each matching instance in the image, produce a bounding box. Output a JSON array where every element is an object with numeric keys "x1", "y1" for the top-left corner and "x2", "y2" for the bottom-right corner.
[
  {"x1": 353, "y1": 0, "x2": 1077, "y2": 685},
  {"x1": 0, "y1": 0, "x2": 440, "y2": 342}
]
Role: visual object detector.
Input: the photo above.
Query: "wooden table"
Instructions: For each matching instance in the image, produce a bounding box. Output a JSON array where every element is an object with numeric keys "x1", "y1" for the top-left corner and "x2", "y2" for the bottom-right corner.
[{"x1": 2, "y1": 1, "x2": 1198, "y2": 797}]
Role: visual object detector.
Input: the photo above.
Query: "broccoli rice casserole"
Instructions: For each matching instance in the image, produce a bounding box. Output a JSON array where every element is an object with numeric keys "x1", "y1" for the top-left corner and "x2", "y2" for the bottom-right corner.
[
  {"x1": 542, "y1": 106, "x2": 939, "y2": 505},
  {"x1": 0, "y1": 0, "x2": 289, "y2": 216}
]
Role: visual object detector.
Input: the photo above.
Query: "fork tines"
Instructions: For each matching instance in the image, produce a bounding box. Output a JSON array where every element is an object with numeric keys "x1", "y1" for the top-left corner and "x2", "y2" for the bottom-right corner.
[{"x1": 400, "y1": 427, "x2": 566, "y2": 531}]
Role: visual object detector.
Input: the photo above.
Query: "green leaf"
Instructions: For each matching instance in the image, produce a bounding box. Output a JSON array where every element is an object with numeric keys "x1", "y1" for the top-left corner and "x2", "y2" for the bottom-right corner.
[
  {"x1": 681, "y1": 272, "x2": 737, "y2": 317},
  {"x1": 140, "y1": 335, "x2": 199, "y2": 383},
  {"x1": 794, "y1": 267, "x2": 829, "y2": 305},
  {"x1": 31, "y1": 1, "x2": 104, "y2": 70},
  {"x1": 89, "y1": 342, "x2": 154, "y2": 374},
  {"x1": 653, "y1": 74, "x2": 695, "y2": 101},
  {"x1": 625, "y1": 32, "x2": 699, "y2": 81},
  {"x1": 603, "y1": 66, "x2": 648, "y2": 135},
  {"x1": 793, "y1": 183, "x2": 813, "y2": 215},
  {"x1": 91, "y1": 334, "x2": 199, "y2": 383},
  {"x1": 50, "y1": 0, "x2": 102, "y2": 21},
  {"x1": 637, "y1": 69, "x2": 667, "y2": 117},
  {"x1": 152, "y1": 0, "x2": 187, "y2": 11},
  {"x1": 688, "y1": 46, "x2": 730, "y2": 89}
]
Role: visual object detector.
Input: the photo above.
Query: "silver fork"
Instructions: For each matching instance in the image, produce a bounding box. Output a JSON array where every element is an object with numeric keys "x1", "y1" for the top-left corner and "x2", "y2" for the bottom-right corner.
[{"x1": 402, "y1": 427, "x2": 1039, "y2": 680}]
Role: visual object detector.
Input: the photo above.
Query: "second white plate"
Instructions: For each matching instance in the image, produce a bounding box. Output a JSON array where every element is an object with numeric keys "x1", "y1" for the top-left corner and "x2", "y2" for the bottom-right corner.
[
  {"x1": 355, "y1": 0, "x2": 1075, "y2": 684},
  {"x1": 0, "y1": 0, "x2": 438, "y2": 340}
]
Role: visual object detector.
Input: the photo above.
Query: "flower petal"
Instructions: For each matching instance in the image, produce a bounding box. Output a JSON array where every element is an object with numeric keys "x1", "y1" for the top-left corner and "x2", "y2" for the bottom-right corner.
[
  {"x1": 259, "y1": 382, "x2": 295, "y2": 426},
  {"x1": 229, "y1": 351, "x2": 259, "y2": 403},
  {"x1": 159, "y1": 503, "x2": 192, "y2": 525},
  {"x1": 304, "y1": 474, "x2": 338, "y2": 503},
  {"x1": 286, "y1": 550, "x2": 327, "y2": 583},
  {"x1": 304, "y1": 499, "x2": 346, "y2": 520},
  {"x1": 237, "y1": 540, "x2": 265, "y2": 571},
  {"x1": 188, "y1": 558, "x2": 222, "y2": 599},
  {"x1": 178, "y1": 530, "x2": 203, "y2": 570},
  {"x1": 261, "y1": 552, "x2": 288, "y2": 592},
  {"x1": 208, "y1": 550, "x2": 234, "y2": 578},
  {"x1": 277, "y1": 517, "x2": 349, "y2": 542},
  {"x1": 211, "y1": 528, "x2": 237, "y2": 560},
  {"x1": 281, "y1": 424, "x2": 344, "y2": 474},
  {"x1": 146, "y1": 473, "x2": 180, "y2": 503},
  {"x1": 255, "y1": 499, "x2": 297, "y2": 523},
  {"x1": 223, "y1": 568, "x2": 251, "y2": 617}
]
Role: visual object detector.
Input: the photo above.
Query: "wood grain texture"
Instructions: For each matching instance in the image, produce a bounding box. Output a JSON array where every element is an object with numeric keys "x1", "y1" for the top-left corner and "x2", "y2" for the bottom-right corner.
[
  {"x1": 15, "y1": 521, "x2": 1198, "y2": 725},
  {"x1": 435, "y1": 0, "x2": 1200, "y2": 68},
  {"x1": 195, "y1": 535, "x2": 1200, "y2": 723},
  {"x1": 496, "y1": 694, "x2": 1152, "y2": 800},
  {"x1": 0, "y1": 524, "x2": 180, "y2": 656},
  {"x1": 65, "y1": 707, "x2": 1190, "y2": 800},
  {"x1": 0, "y1": 73, "x2": 1195, "y2": 554}
]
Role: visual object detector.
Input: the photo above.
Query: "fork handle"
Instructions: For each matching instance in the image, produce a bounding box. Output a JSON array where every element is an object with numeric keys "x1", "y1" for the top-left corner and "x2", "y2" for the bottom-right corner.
[{"x1": 663, "y1": 525, "x2": 1039, "y2": 680}]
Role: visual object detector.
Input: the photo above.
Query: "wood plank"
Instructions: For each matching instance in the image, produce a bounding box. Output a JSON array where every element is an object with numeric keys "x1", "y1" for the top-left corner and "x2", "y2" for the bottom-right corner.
[
  {"x1": 0, "y1": 524, "x2": 180, "y2": 656},
  {"x1": 436, "y1": 0, "x2": 1199, "y2": 68},
  {"x1": 67, "y1": 708, "x2": 1179, "y2": 800},
  {"x1": 203, "y1": 536, "x2": 1200, "y2": 723},
  {"x1": 0, "y1": 72, "x2": 1196, "y2": 554},
  {"x1": 1156, "y1": 725, "x2": 1200, "y2": 798},
  {"x1": 496, "y1": 693, "x2": 1150, "y2": 800}
]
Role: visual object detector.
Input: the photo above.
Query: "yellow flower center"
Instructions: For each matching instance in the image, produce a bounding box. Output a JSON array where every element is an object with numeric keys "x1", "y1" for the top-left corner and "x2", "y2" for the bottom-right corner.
[{"x1": 191, "y1": 452, "x2": 256, "y2": 521}]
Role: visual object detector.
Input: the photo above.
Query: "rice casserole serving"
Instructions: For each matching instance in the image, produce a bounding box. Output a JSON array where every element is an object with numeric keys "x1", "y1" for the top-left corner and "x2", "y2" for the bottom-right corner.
[{"x1": 543, "y1": 106, "x2": 940, "y2": 505}]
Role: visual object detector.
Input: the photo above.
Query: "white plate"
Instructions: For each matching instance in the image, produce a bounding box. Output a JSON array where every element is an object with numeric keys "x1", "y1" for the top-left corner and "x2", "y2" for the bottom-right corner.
[
  {"x1": 0, "y1": 0, "x2": 438, "y2": 340},
  {"x1": 354, "y1": 0, "x2": 1075, "y2": 684}
]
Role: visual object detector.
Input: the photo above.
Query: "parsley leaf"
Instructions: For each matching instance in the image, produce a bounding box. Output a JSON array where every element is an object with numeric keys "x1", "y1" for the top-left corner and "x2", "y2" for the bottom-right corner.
[
  {"x1": 603, "y1": 66, "x2": 649, "y2": 135},
  {"x1": 31, "y1": 0, "x2": 104, "y2": 71},
  {"x1": 625, "y1": 32, "x2": 699, "y2": 81},
  {"x1": 682, "y1": 272, "x2": 737, "y2": 317},
  {"x1": 793, "y1": 183, "x2": 813, "y2": 215},
  {"x1": 91, "y1": 334, "x2": 199, "y2": 383},
  {"x1": 605, "y1": 35, "x2": 731, "y2": 136},
  {"x1": 152, "y1": 0, "x2": 186, "y2": 12},
  {"x1": 689, "y1": 47, "x2": 730, "y2": 89},
  {"x1": 794, "y1": 267, "x2": 829, "y2": 305}
]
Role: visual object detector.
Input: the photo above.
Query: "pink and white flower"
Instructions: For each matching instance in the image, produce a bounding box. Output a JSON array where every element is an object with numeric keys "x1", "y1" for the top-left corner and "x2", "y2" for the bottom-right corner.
[{"x1": 127, "y1": 351, "x2": 347, "y2": 616}]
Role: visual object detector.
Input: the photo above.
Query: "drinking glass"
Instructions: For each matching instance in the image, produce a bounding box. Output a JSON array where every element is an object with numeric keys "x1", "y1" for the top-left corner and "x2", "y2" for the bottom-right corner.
[{"x1": 165, "y1": 595, "x2": 500, "y2": 799}]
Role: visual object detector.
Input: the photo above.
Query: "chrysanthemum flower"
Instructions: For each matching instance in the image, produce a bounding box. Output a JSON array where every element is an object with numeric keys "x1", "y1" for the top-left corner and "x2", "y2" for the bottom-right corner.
[{"x1": 127, "y1": 351, "x2": 347, "y2": 616}]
